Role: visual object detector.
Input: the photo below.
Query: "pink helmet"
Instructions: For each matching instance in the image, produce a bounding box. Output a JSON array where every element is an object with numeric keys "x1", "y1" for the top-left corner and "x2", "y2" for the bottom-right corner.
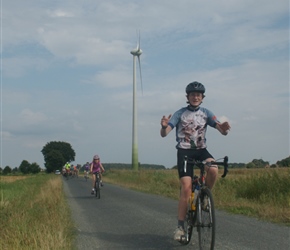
[{"x1": 93, "y1": 155, "x2": 99, "y2": 160}]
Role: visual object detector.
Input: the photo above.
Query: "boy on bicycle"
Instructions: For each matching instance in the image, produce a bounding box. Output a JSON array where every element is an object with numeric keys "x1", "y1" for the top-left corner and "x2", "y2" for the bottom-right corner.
[{"x1": 160, "y1": 81, "x2": 230, "y2": 242}]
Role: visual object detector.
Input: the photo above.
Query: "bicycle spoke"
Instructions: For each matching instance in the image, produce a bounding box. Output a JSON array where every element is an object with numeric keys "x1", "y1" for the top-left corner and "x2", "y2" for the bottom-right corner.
[{"x1": 198, "y1": 188, "x2": 215, "y2": 250}]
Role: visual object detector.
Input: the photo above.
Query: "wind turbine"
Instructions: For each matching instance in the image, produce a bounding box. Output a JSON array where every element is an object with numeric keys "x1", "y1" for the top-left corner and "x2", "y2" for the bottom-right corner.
[{"x1": 130, "y1": 31, "x2": 143, "y2": 171}]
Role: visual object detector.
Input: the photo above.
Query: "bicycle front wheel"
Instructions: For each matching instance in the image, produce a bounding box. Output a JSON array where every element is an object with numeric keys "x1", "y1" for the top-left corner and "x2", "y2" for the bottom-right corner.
[
  {"x1": 95, "y1": 180, "x2": 100, "y2": 199},
  {"x1": 197, "y1": 187, "x2": 215, "y2": 250}
]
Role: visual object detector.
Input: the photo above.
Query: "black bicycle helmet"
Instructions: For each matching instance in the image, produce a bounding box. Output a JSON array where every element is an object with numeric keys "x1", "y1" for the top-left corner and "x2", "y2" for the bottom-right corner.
[{"x1": 185, "y1": 81, "x2": 205, "y2": 94}]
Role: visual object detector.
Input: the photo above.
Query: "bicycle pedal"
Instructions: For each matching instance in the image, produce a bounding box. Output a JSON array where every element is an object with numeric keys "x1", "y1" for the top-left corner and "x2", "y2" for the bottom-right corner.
[{"x1": 179, "y1": 235, "x2": 187, "y2": 243}]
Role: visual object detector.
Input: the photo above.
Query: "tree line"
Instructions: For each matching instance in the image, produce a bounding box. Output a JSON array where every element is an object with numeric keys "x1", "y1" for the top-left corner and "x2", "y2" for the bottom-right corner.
[
  {"x1": 0, "y1": 160, "x2": 41, "y2": 175},
  {"x1": 0, "y1": 140, "x2": 289, "y2": 175},
  {"x1": 228, "y1": 157, "x2": 290, "y2": 168}
]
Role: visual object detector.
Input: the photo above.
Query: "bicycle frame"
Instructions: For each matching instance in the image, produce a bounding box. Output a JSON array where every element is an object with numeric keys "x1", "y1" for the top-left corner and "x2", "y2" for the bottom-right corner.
[{"x1": 181, "y1": 156, "x2": 229, "y2": 248}]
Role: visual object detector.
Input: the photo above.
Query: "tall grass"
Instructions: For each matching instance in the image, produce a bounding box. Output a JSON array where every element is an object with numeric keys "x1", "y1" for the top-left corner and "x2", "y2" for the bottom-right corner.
[
  {"x1": 0, "y1": 174, "x2": 75, "y2": 250},
  {"x1": 213, "y1": 168, "x2": 290, "y2": 224},
  {"x1": 103, "y1": 168, "x2": 290, "y2": 225},
  {"x1": 103, "y1": 169, "x2": 180, "y2": 199}
]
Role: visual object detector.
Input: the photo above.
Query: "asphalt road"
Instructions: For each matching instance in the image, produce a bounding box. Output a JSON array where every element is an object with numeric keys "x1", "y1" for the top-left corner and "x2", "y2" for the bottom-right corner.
[{"x1": 62, "y1": 176, "x2": 289, "y2": 250}]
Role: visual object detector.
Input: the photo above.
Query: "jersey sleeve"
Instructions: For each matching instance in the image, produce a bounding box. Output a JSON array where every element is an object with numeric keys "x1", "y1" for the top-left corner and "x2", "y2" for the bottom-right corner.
[
  {"x1": 205, "y1": 108, "x2": 219, "y2": 128},
  {"x1": 168, "y1": 108, "x2": 186, "y2": 129}
]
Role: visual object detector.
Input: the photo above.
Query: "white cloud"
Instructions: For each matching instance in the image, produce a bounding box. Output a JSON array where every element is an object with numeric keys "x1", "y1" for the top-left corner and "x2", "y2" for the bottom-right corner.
[
  {"x1": 20, "y1": 109, "x2": 48, "y2": 125},
  {"x1": 48, "y1": 9, "x2": 75, "y2": 18}
]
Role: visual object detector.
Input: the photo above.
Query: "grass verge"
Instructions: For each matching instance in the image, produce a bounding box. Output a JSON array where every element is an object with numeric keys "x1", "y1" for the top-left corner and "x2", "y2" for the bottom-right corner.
[{"x1": 0, "y1": 174, "x2": 75, "y2": 250}]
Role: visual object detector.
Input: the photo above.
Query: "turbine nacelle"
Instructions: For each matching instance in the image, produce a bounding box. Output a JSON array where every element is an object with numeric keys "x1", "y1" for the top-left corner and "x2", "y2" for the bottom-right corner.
[
  {"x1": 130, "y1": 48, "x2": 142, "y2": 56},
  {"x1": 130, "y1": 31, "x2": 143, "y2": 94}
]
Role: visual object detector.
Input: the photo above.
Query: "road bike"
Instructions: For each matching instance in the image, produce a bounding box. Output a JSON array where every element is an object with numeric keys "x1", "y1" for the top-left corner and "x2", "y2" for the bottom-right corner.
[
  {"x1": 180, "y1": 156, "x2": 229, "y2": 250},
  {"x1": 93, "y1": 172, "x2": 101, "y2": 199}
]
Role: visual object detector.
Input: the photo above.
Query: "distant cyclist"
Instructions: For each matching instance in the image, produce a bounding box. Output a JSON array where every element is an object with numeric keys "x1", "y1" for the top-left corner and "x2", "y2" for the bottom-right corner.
[
  {"x1": 73, "y1": 165, "x2": 78, "y2": 177},
  {"x1": 90, "y1": 155, "x2": 105, "y2": 194},
  {"x1": 84, "y1": 162, "x2": 90, "y2": 179},
  {"x1": 64, "y1": 162, "x2": 70, "y2": 176}
]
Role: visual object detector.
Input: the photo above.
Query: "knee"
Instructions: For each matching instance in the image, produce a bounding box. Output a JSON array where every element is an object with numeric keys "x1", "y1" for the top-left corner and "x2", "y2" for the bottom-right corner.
[{"x1": 180, "y1": 185, "x2": 191, "y2": 199}]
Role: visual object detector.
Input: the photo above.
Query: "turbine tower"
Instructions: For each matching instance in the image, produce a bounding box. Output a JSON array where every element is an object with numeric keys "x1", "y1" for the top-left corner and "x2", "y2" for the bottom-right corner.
[{"x1": 130, "y1": 31, "x2": 143, "y2": 171}]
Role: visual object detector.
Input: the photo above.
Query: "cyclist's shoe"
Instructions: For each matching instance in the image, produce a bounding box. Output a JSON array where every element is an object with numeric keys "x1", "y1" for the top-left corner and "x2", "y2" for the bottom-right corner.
[
  {"x1": 91, "y1": 189, "x2": 95, "y2": 195},
  {"x1": 202, "y1": 196, "x2": 209, "y2": 211},
  {"x1": 101, "y1": 182, "x2": 104, "y2": 187},
  {"x1": 173, "y1": 226, "x2": 185, "y2": 242}
]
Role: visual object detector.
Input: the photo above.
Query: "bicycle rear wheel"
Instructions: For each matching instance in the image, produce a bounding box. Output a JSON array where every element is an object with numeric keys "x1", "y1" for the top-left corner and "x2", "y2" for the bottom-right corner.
[
  {"x1": 95, "y1": 179, "x2": 100, "y2": 199},
  {"x1": 197, "y1": 187, "x2": 215, "y2": 250}
]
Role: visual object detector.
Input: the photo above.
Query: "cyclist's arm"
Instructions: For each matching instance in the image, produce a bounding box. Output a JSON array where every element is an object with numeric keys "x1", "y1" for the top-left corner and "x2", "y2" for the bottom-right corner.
[
  {"x1": 160, "y1": 126, "x2": 172, "y2": 137},
  {"x1": 100, "y1": 163, "x2": 105, "y2": 172}
]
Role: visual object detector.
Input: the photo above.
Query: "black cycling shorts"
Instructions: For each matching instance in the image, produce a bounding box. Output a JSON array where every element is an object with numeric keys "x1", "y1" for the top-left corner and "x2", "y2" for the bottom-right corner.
[{"x1": 177, "y1": 148, "x2": 214, "y2": 178}]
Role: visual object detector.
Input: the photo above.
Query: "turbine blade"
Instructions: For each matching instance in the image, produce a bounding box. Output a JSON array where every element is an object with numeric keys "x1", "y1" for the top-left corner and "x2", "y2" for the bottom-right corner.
[
  {"x1": 136, "y1": 30, "x2": 141, "y2": 51},
  {"x1": 138, "y1": 30, "x2": 141, "y2": 51},
  {"x1": 137, "y1": 55, "x2": 143, "y2": 95}
]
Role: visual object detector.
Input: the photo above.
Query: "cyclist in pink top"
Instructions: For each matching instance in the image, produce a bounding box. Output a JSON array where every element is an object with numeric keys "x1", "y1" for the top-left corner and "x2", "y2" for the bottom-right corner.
[{"x1": 90, "y1": 154, "x2": 105, "y2": 194}]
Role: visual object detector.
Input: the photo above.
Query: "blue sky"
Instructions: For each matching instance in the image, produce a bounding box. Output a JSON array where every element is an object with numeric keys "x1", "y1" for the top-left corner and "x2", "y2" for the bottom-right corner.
[{"x1": 1, "y1": 0, "x2": 289, "y2": 169}]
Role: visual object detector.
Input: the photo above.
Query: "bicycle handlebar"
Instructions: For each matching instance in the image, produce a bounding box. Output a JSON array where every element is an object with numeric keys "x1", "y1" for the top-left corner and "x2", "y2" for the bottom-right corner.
[{"x1": 183, "y1": 156, "x2": 229, "y2": 178}]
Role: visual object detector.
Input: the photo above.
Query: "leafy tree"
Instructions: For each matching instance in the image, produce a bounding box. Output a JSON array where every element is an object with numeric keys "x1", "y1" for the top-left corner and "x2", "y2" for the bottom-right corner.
[
  {"x1": 44, "y1": 150, "x2": 65, "y2": 173},
  {"x1": 30, "y1": 162, "x2": 41, "y2": 174},
  {"x1": 41, "y1": 141, "x2": 75, "y2": 173},
  {"x1": 245, "y1": 162, "x2": 255, "y2": 169},
  {"x1": 276, "y1": 156, "x2": 290, "y2": 167},
  {"x1": 3, "y1": 166, "x2": 12, "y2": 175},
  {"x1": 251, "y1": 159, "x2": 269, "y2": 168},
  {"x1": 19, "y1": 160, "x2": 31, "y2": 174}
]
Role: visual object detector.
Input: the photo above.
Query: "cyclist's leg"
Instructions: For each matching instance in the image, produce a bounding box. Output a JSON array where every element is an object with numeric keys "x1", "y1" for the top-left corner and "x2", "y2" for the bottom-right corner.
[
  {"x1": 205, "y1": 159, "x2": 218, "y2": 189},
  {"x1": 91, "y1": 173, "x2": 96, "y2": 194},
  {"x1": 178, "y1": 177, "x2": 192, "y2": 222},
  {"x1": 199, "y1": 149, "x2": 217, "y2": 189},
  {"x1": 174, "y1": 149, "x2": 194, "y2": 241}
]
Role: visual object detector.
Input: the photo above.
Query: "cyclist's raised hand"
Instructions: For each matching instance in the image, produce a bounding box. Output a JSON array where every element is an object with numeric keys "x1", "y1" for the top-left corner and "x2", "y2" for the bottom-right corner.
[
  {"x1": 160, "y1": 114, "x2": 172, "y2": 137},
  {"x1": 216, "y1": 121, "x2": 231, "y2": 135},
  {"x1": 161, "y1": 114, "x2": 172, "y2": 128}
]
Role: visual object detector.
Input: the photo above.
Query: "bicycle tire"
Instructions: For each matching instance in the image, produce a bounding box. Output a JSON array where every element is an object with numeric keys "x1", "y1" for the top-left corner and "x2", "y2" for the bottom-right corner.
[
  {"x1": 95, "y1": 179, "x2": 100, "y2": 199},
  {"x1": 197, "y1": 187, "x2": 215, "y2": 250}
]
